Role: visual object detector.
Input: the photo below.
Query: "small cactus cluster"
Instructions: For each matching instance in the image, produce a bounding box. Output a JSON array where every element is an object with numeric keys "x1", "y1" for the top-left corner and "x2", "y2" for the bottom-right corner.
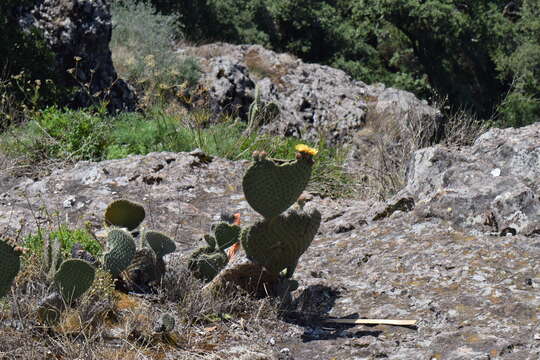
[
  {"x1": 2, "y1": 199, "x2": 176, "y2": 326},
  {"x1": 103, "y1": 199, "x2": 176, "y2": 291},
  {"x1": 188, "y1": 220, "x2": 241, "y2": 282},
  {"x1": 240, "y1": 144, "x2": 321, "y2": 279}
]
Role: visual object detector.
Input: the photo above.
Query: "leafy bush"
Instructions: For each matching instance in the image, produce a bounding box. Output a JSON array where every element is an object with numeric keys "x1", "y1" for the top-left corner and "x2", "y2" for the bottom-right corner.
[
  {"x1": 146, "y1": 0, "x2": 540, "y2": 126},
  {"x1": 1, "y1": 106, "x2": 110, "y2": 162},
  {"x1": 494, "y1": 0, "x2": 540, "y2": 127},
  {"x1": 110, "y1": 0, "x2": 200, "y2": 107},
  {"x1": 24, "y1": 226, "x2": 102, "y2": 258}
]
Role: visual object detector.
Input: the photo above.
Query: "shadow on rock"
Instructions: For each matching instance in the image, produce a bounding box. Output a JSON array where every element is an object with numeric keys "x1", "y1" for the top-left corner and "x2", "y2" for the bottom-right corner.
[{"x1": 282, "y1": 285, "x2": 382, "y2": 342}]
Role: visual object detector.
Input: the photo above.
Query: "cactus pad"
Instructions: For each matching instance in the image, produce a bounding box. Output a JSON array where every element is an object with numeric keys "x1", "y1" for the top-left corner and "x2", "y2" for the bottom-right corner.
[
  {"x1": 203, "y1": 234, "x2": 217, "y2": 250},
  {"x1": 105, "y1": 199, "x2": 146, "y2": 230},
  {"x1": 103, "y1": 229, "x2": 136, "y2": 277},
  {"x1": 121, "y1": 248, "x2": 160, "y2": 292},
  {"x1": 54, "y1": 259, "x2": 96, "y2": 302},
  {"x1": 37, "y1": 291, "x2": 66, "y2": 325},
  {"x1": 44, "y1": 236, "x2": 63, "y2": 281},
  {"x1": 242, "y1": 156, "x2": 313, "y2": 218},
  {"x1": 144, "y1": 231, "x2": 176, "y2": 258},
  {"x1": 0, "y1": 239, "x2": 21, "y2": 298},
  {"x1": 188, "y1": 247, "x2": 228, "y2": 282},
  {"x1": 155, "y1": 313, "x2": 176, "y2": 333},
  {"x1": 241, "y1": 208, "x2": 321, "y2": 276},
  {"x1": 213, "y1": 222, "x2": 241, "y2": 250}
]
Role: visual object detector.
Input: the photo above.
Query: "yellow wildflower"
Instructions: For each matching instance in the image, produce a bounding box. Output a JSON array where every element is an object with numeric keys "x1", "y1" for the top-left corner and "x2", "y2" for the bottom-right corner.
[
  {"x1": 144, "y1": 55, "x2": 156, "y2": 68},
  {"x1": 295, "y1": 144, "x2": 318, "y2": 156}
]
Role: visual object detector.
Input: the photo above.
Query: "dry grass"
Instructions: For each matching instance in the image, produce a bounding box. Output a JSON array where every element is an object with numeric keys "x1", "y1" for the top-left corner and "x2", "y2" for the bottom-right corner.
[
  {"x1": 244, "y1": 49, "x2": 294, "y2": 88},
  {"x1": 353, "y1": 98, "x2": 488, "y2": 200},
  {"x1": 0, "y1": 239, "x2": 283, "y2": 360},
  {"x1": 183, "y1": 43, "x2": 230, "y2": 60}
]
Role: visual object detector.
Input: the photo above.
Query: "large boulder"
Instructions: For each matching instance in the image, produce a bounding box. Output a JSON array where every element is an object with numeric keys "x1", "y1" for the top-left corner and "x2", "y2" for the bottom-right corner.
[
  {"x1": 378, "y1": 122, "x2": 540, "y2": 236},
  {"x1": 185, "y1": 43, "x2": 441, "y2": 147},
  {"x1": 205, "y1": 57, "x2": 255, "y2": 120},
  {"x1": 19, "y1": 0, "x2": 137, "y2": 113}
]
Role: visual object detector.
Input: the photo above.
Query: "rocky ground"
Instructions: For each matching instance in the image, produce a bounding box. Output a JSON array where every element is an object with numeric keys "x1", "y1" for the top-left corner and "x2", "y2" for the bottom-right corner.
[
  {"x1": 1, "y1": 123, "x2": 538, "y2": 359},
  {"x1": 3, "y1": 1, "x2": 538, "y2": 358}
]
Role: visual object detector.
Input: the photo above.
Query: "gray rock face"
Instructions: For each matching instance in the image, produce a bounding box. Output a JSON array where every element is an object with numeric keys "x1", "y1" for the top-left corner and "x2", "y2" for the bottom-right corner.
[
  {"x1": 22, "y1": 0, "x2": 136, "y2": 113},
  {"x1": 205, "y1": 57, "x2": 255, "y2": 120},
  {"x1": 384, "y1": 122, "x2": 540, "y2": 236},
  {"x1": 1, "y1": 122, "x2": 538, "y2": 358},
  {"x1": 188, "y1": 43, "x2": 441, "y2": 146}
]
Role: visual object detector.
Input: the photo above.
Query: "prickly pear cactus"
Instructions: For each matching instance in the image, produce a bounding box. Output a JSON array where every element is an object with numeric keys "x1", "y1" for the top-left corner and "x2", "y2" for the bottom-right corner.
[
  {"x1": 103, "y1": 229, "x2": 136, "y2": 277},
  {"x1": 155, "y1": 313, "x2": 175, "y2": 333},
  {"x1": 241, "y1": 208, "x2": 321, "y2": 277},
  {"x1": 203, "y1": 234, "x2": 217, "y2": 250},
  {"x1": 242, "y1": 152, "x2": 313, "y2": 218},
  {"x1": 54, "y1": 259, "x2": 96, "y2": 302},
  {"x1": 121, "y1": 248, "x2": 160, "y2": 292},
  {"x1": 44, "y1": 235, "x2": 63, "y2": 281},
  {"x1": 144, "y1": 231, "x2": 176, "y2": 258},
  {"x1": 0, "y1": 239, "x2": 21, "y2": 298},
  {"x1": 213, "y1": 222, "x2": 241, "y2": 250},
  {"x1": 105, "y1": 199, "x2": 146, "y2": 231},
  {"x1": 188, "y1": 247, "x2": 228, "y2": 282},
  {"x1": 37, "y1": 291, "x2": 65, "y2": 325}
]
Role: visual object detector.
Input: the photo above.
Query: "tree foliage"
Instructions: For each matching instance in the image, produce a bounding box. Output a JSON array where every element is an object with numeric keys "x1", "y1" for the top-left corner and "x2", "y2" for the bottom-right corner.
[
  {"x1": 2, "y1": 0, "x2": 538, "y2": 127},
  {"x1": 144, "y1": 0, "x2": 538, "y2": 126}
]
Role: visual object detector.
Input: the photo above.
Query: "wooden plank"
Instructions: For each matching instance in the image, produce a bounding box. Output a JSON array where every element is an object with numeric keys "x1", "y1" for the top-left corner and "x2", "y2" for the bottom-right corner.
[{"x1": 323, "y1": 318, "x2": 417, "y2": 326}]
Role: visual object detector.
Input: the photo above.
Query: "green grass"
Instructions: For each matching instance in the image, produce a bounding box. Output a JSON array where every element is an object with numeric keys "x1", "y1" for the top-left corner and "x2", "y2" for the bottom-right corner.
[
  {"x1": 0, "y1": 106, "x2": 110, "y2": 163},
  {"x1": 24, "y1": 225, "x2": 102, "y2": 258},
  {"x1": 0, "y1": 105, "x2": 354, "y2": 198}
]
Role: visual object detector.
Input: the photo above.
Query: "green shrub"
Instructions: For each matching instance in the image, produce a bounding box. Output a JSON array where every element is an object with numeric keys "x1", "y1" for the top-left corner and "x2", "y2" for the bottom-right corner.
[
  {"x1": 496, "y1": 91, "x2": 540, "y2": 128},
  {"x1": 24, "y1": 226, "x2": 102, "y2": 258},
  {"x1": 104, "y1": 109, "x2": 192, "y2": 159},
  {"x1": 110, "y1": 0, "x2": 200, "y2": 107},
  {"x1": 494, "y1": 0, "x2": 540, "y2": 127},
  {"x1": 104, "y1": 108, "x2": 353, "y2": 197},
  {"x1": 1, "y1": 106, "x2": 110, "y2": 162}
]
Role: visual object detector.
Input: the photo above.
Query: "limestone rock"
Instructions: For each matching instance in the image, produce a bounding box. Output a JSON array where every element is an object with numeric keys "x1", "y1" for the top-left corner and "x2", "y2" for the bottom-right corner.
[
  {"x1": 384, "y1": 122, "x2": 540, "y2": 235},
  {"x1": 187, "y1": 43, "x2": 441, "y2": 147}
]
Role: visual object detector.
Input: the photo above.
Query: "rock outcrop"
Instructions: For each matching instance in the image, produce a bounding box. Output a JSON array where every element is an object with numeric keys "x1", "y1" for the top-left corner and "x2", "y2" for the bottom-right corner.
[
  {"x1": 379, "y1": 121, "x2": 540, "y2": 236},
  {"x1": 20, "y1": 0, "x2": 137, "y2": 113},
  {"x1": 0, "y1": 123, "x2": 538, "y2": 359},
  {"x1": 183, "y1": 43, "x2": 442, "y2": 146}
]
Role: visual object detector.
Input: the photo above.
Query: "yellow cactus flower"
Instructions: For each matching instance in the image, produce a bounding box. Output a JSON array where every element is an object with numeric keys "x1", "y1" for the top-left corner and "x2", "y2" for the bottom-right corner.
[{"x1": 295, "y1": 144, "x2": 318, "y2": 156}]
